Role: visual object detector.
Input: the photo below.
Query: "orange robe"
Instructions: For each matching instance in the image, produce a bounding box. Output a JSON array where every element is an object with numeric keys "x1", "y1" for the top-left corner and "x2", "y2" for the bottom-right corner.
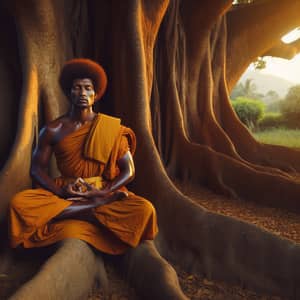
[{"x1": 10, "y1": 115, "x2": 158, "y2": 255}]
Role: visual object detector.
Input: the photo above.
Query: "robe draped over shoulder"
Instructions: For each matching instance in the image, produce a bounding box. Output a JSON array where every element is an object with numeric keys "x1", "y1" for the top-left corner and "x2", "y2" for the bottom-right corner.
[{"x1": 10, "y1": 114, "x2": 157, "y2": 255}]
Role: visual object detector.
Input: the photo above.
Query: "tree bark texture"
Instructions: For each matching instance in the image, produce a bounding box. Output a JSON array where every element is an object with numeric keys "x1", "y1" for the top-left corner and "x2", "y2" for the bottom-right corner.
[{"x1": 1, "y1": 0, "x2": 300, "y2": 298}]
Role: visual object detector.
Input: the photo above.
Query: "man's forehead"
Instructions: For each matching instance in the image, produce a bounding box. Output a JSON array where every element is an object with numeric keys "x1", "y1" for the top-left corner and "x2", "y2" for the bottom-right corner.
[{"x1": 72, "y1": 78, "x2": 94, "y2": 85}]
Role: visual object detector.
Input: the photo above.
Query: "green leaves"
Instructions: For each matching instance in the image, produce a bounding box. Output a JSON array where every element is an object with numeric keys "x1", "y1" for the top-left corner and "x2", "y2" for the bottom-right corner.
[{"x1": 231, "y1": 97, "x2": 265, "y2": 129}]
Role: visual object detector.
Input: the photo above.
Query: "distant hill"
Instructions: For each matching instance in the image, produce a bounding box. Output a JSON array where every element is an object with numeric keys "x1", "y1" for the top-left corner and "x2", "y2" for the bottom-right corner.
[{"x1": 238, "y1": 69, "x2": 294, "y2": 99}]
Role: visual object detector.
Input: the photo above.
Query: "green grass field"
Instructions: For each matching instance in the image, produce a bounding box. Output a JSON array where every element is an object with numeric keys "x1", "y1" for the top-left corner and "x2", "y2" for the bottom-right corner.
[{"x1": 253, "y1": 128, "x2": 300, "y2": 148}]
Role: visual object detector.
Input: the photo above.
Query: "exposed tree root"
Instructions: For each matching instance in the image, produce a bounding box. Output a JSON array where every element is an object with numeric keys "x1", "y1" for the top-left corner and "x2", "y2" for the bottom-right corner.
[
  {"x1": 121, "y1": 240, "x2": 188, "y2": 300},
  {"x1": 154, "y1": 189, "x2": 300, "y2": 299},
  {"x1": 170, "y1": 138, "x2": 300, "y2": 212},
  {"x1": 130, "y1": 147, "x2": 300, "y2": 299},
  {"x1": 8, "y1": 239, "x2": 187, "y2": 300},
  {"x1": 9, "y1": 239, "x2": 105, "y2": 300}
]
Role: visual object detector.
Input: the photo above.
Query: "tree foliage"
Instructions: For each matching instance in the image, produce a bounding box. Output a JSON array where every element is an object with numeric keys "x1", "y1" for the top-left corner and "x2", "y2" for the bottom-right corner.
[
  {"x1": 258, "y1": 112, "x2": 284, "y2": 130},
  {"x1": 252, "y1": 56, "x2": 267, "y2": 70},
  {"x1": 230, "y1": 79, "x2": 264, "y2": 100},
  {"x1": 231, "y1": 97, "x2": 265, "y2": 129},
  {"x1": 280, "y1": 84, "x2": 300, "y2": 125}
]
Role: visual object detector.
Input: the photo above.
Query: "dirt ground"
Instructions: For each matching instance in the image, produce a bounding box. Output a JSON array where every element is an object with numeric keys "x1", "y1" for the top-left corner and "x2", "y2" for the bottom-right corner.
[
  {"x1": 87, "y1": 183, "x2": 298, "y2": 300},
  {"x1": 87, "y1": 260, "x2": 285, "y2": 300}
]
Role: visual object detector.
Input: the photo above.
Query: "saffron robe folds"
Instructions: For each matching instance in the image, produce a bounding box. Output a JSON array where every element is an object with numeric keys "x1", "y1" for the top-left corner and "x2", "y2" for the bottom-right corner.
[{"x1": 10, "y1": 115, "x2": 158, "y2": 255}]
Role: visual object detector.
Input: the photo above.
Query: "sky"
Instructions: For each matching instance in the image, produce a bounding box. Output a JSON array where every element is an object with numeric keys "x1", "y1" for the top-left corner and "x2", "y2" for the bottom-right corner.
[
  {"x1": 256, "y1": 54, "x2": 300, "y2": 84},
  {"x1": 247, "y1": 27, "x2": 300, "y2": 84}
]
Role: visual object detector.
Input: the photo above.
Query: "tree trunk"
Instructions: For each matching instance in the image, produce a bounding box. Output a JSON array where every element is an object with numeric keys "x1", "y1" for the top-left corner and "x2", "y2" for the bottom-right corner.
[{"x1": 1, "y1": 0, "x2": 300, "y2": 298}]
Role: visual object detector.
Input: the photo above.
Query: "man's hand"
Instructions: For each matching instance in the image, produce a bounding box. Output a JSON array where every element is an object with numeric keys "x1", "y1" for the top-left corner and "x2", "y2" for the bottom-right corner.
[
  {"x1": 62, "y1": 178, "x2": 96, "y2": 197},
  {"x1": 63, "y1": 178, "x2": 128, "y2": 203},
  {"x1": 62, "y1": 182, "x2": 83, "y2": 198}
]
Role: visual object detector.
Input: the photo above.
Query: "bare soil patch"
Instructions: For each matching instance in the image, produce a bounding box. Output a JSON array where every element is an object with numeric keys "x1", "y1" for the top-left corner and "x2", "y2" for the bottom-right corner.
[{"x1": 88, "y1": 183, "x2": 297, "y2": 299}]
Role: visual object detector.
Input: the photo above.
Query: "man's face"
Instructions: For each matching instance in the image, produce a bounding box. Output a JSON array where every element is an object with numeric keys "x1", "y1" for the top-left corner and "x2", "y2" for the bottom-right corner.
[{"x1": 70, "y1": 78, "x2": 96, "y2": 108}]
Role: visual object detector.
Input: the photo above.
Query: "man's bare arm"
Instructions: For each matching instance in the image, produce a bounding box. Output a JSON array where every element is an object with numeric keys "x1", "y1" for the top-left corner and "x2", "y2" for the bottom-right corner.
[
  {"x1": 104, "y1": 151, "x2": 135, "y2": 192},
  {"x1": 30, "y1": 126, "x2": 66, "y2": 198}
]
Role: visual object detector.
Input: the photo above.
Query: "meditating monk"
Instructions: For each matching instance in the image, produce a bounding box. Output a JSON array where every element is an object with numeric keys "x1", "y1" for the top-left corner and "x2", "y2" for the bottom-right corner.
[{"x1": 10, "y1": 58, "x2": 158, "y2": 254}]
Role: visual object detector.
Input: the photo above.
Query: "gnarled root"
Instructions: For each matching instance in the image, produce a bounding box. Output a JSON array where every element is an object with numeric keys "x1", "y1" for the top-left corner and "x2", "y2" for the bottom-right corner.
[
  {"x1": 121, "y1": 240, "x2": 188, "y2": 300},
  {"x1": 10, "y1": 239, "x2": 108, "y2": 300},
  {"x1": 9, "y1": 238, "x2": 188, "y2": 300}
]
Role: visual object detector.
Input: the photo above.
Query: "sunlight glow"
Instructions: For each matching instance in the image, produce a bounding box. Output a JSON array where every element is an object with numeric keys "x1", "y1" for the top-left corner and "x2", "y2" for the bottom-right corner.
[
  {"x1": 248, "y1": 54, "x2": 300, "y2": 84},
  {"x1": 260, "y1": 54, "x2": 300, "y2": 84},
  {"x1": 281, "y1": 27, "x2": 300, "y2": 44}
]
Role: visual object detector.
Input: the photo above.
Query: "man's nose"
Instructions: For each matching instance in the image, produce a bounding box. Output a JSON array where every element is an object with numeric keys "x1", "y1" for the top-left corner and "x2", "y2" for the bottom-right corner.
[{"x1": 79, "y1": 88, "x2": 87, "y2": 95}]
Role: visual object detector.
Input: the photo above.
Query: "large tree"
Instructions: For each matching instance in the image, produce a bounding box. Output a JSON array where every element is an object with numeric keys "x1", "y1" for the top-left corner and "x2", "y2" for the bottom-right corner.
[{"x1": 1, "y1": 0, "x2": 300, "y2": 299}]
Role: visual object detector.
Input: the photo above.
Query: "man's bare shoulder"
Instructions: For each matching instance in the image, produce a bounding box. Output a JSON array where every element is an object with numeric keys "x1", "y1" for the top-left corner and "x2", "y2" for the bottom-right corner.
[
  {"x1": 39, "y1": 115, "x2": 71, "y2": 144},
  {"x1": 45, "y1": 115, "x2": 70, "y2": 131}
]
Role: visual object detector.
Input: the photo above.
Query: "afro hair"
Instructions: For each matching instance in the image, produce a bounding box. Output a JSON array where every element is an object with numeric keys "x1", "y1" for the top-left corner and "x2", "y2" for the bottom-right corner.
[{"x1": 59, "y1": 58, "x2": 107, "y2": 101}]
